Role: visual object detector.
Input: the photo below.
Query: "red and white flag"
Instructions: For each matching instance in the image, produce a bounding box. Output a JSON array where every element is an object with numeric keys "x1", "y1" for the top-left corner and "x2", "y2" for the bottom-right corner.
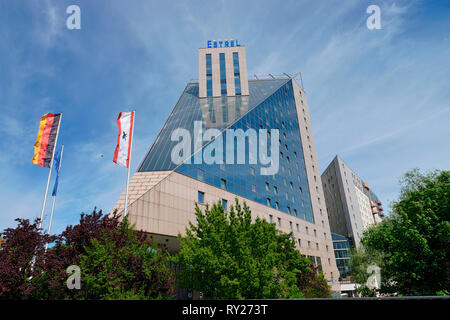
[{"x1": 113, "y1": 111, "x2": 134, "y2": 168}]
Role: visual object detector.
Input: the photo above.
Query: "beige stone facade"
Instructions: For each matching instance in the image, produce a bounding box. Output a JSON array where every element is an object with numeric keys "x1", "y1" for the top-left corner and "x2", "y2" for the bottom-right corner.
[
  {"x1": 198, "y1": 45, "x2": 249, "y2": 98},
  {"x1": 114, "y1": 168, "x2": 340, "y2": 291}
]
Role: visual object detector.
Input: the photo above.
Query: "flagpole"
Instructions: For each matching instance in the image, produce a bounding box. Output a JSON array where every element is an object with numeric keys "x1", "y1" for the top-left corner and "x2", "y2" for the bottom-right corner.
[
  {"x1": 38, "y1": 113, "x2": 62, "y2": 231},
  {"x1": 124, "y1": 110, "x2": 135, "y2": 218},
  {"x1": 45, "y1": 144, "x2": 64, "y2": 252}
]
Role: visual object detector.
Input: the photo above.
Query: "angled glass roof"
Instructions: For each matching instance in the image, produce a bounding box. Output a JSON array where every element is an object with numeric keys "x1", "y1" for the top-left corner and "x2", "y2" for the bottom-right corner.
[{"x1": 138, "y1": 79, "x2": 290, "y2": 172}]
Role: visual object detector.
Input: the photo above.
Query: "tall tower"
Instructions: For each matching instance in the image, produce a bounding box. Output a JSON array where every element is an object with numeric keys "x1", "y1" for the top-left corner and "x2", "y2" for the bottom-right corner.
[
  {"x1": 113, "y1": 41, "x2": 340, "y2": 292},
  {"x1": 198, "y1": 39, "x2": 249, "y2": 98}
]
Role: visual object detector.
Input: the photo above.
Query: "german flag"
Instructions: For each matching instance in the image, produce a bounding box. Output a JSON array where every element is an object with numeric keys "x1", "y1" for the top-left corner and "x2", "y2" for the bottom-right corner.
[{"x1": 32, "y1": 113, "x2": 61, "y2": 168}]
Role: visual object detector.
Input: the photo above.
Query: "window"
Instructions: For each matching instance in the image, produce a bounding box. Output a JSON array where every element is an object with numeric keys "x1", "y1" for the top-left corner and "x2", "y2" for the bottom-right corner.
[
  {"x1": 328, "y1": 258, "x2": 331, "y2": 265},
  {"x1": 267, "y1": 198, "x2": 272, "y2": 207},
  {"x1": 289, "y1": 221, "x2": 293, "y2": 230},
  {"x1": 197, "y1": 169, "x2": 205, "y2": 182},
  {"x1": 220, "y1": 178, "x2": 227, "y2": 190},
  {"x1": 277, "y1": 217, "x2": 281, "y2": 227},
  {"x1": 287, "y1": 206, "x2": 291, "y2": 214},
  {"x1": 206, "y1": 54, "x2": 212, "y2": 97},
  {"x1": 274, "y1": 186, "x2": 278, "y2": 195},
  {"x1": 316, "y1": 257, "x2": 322, "y2": 271},
  {"x1": 316, "y1": 243, "x2": 319, "y2": 250},
  {"x1": 222, "y1": 199, "x2": 228, "y2": 210},
  {"x1": 251, "y1": 184, "x2": 256, "y2": 193},
  {"x1": 269, "y1": 215, "x2": 273, "y2": 223},
  {"x1": 275, "y1": 201, "x2": 280, "y2": 210},
  {"x1": 290, "y1": 182, "x2": 294, "y2": 190},
  {"x1": 306, "y1": 226, "x2": 309, "y2": 234},
  {"x1": 314, "y1": 229, "x2": 317, "y2": 237},
  {"x1": 308, "y1": 241, "x2": 311, "y2": 248},
  {"x1": 232, "y1": 52, "x2": 241, "y2": 95},
  {"x1": 219, "y1": 53, "x2": 227, "y2": 96},
  {"x1": 250, "y1": 167, "x2": 256, "y2": 176},
  {"x1": 296, "y1": 223, "x2": 299, "y2": 232},
  {"x1": 326, "y1": 245, "x2": 329, "y2": 252},
  {"x1": 198, "y1": 191, "x2": 205, "y2": 204},
  {"x1": 298, "y1": 239, "x2": 301, "y2": 247},
  {"x1": 265, "y1": 182, "x2": 270, "y2": 191}
]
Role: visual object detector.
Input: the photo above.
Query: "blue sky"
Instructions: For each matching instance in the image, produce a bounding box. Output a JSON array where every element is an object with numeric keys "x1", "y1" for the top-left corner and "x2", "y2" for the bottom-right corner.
[{"x1": 1, "y1": 0, "x2": 449, "y2": 235}]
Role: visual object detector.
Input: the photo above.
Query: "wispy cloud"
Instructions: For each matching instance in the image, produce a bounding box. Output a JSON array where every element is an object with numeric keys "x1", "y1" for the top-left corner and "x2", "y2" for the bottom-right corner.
[{"x1": 1, "y1": 0, "x2": 449, "y2": 233}]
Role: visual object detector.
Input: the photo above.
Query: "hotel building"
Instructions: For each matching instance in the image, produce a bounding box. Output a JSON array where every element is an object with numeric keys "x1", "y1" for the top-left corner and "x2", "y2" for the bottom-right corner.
[{"x1": 113, "y1": 40, "x2": 340, "y2": 292}]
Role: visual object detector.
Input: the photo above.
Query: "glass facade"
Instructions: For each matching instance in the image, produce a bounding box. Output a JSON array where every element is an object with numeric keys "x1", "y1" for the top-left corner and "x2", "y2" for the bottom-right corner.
[
  {"x1": 233, "y1": 52, "x2": 241, "y2": 95},
  {"x1": 219, "y1": 53, "x2": 227, "y2": 96},
  {"x1": 138, "y1": 79, "x2": 315, "y2": 223},
  {"x1": 206, "y1": 54, "x2": 212, "y2": 97},
  {"x1": 332, "y1": 233, "x2": 352, "y2": 279}
]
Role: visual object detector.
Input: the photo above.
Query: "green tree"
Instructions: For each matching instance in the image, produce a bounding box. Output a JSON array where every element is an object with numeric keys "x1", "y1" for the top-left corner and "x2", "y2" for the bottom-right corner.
[
  {"x1": 349, "y1": 246, "x2": 382, "y2": 297},
  {"x1": 74, "y1": 219, "x2": 175, "y2": 300},
  {"x1": 0, "y1": 210, "x2": 176, "y2": 300},
  {"x1": 359, "y1": 169, "x2": 450, "y2": 296},
  {"x1": 171, "y1": 199, "x2": 331, "y2": 299}
]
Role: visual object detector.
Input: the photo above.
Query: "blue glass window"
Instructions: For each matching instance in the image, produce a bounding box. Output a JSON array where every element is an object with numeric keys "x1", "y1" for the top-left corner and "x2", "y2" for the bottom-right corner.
[
  {"x1": 233, "y1": 52, "x2": 241, "y2": 95},
  {"x1": 222, "y1": 199, "x2": 228, "y2": 210},
  {"x1": 206, "y1": 54, "x2": 212, "y2": 97},
  {"x1": 219, "y1": 53, "x2": 227, "y2": 96},
  {"x1": 198, "y1": 191, "x2": 205, "y2": 204},
  {"x1": 139, "y1": 79, "x2": 315, "y2": 223},
  {"x1": 220, "y1": 178, "x2": 227, "y2": 190}
]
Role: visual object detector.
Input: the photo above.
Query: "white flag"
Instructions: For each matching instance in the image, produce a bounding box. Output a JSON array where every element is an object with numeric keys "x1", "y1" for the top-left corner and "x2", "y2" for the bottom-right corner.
[{"x1": 113, "y1": 111, "x2": 134, "y2": 168}]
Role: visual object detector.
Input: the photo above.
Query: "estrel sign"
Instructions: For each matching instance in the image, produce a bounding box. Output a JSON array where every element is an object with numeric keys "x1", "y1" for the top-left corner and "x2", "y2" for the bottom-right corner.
[{"x1": 207, "y1": 39, "x2": 241, "y2": 48}]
